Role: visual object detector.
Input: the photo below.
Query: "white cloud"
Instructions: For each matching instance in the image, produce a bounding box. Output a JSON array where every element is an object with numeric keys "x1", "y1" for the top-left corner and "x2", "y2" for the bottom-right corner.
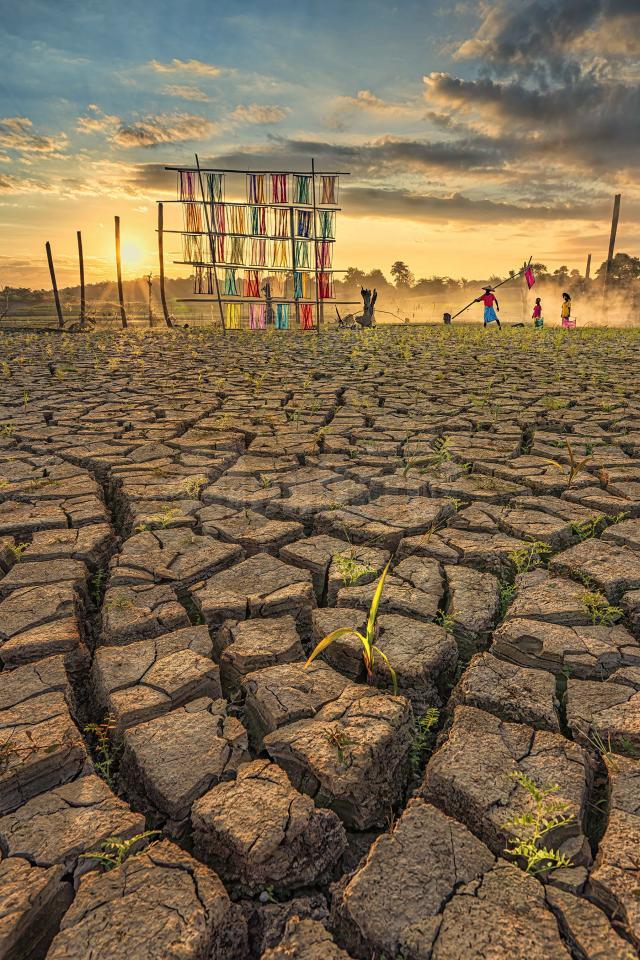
[
  {"x1": 0, "y1": 117, "x2": 67, "y2": 156},
  {"x1": 148, "y1": 58, "x2": 223, "y2": 77},
  {"x1": 161, "y1": 84, "x2": 211, "y2": 102},
  {"x1": 230, "y1": 103, "x2": 289, "y2": 124}
]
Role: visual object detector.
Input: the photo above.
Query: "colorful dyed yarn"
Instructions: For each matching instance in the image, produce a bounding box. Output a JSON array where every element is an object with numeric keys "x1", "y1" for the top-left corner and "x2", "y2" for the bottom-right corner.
[
  {"x1": 293, "y1": 271, "x2": 304, "y2": 300},
  {"x1": 300, "y1": 304, "x2": 314, "y2": 330},
  {"x1": 224, "y1": 268, "x2": 238, "y2": 296},
  {"x1": 271, "y1": 173, "x2": 287, "y2": 204},
  {"x1": 206, "y1": 173, "x2": 224, "y2": 203},
  {"x1": 183, "y1": 234, "x2": 203, "y2": 263},
  {"x1": 296, "y1": 210, "x2": 312, "y2": 238},
  {"x1": 318, "y1": 272, "x2": 334, "y2": 300},
  {"x1": 213, "y1": 203, "x2": 225, "y2": 234},
  {"x1": 229, "y1": 236, "x2": 246, "y2": 265},
  {"x1": 244, "y1": 270, "x2": 260, "y2": 297},
  {"x1": 251, "y1": 238, "x2": 267, "y2": 267},
  {"x1": 276, "y1": 303, "x2": 289, "y2": 329},
  {"x1": 215, "y1": 235, "x2": 225, "y2": 264},
  {"x1": 321, "y1": 175, "x2": 338, "y2": 204},
  {"x1": 229, "y1": 205, "x2": 246, "y2": 235},
  {"x1": 273, "y1": 240, "x2": 289, "y2": 268},
  {"x1": 225, "y1": 303, "x2": 242, "y2": 329},
  {"x1": 250, "y1": 205, "x2": 267, "y2": 236},
  {"x1": 185, "y1": 201, "x2": 203, "y2": 235},
  {"x1": 318, "y1": 210, "x2": 335, "y2": 239},
  {"x1": 294, "y1": 241, "x2": 310, "y2": 269},
  {"x1": 293, "y1": 174, "x2": 311, "y2": 205},
  {"x1": 179, "y1": 170, "x2": 196, "y2": 201},
  {"x1": 247, "y1": 174, "x2": 266, "y2": 204},
  {"x1": 249, "y1": 303, "x2": 266, "y2": 329},
  {"x1": 316, "y1": 241, "x2": 332, "y2": 269},
  {"x1": 273, "y1": 208, "x2": 289, "y2": 238}
]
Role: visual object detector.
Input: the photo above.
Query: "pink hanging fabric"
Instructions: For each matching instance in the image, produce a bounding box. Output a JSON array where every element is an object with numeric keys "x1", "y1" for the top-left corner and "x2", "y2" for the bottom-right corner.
[{"x1": 250, "y1": 303, "x2": 266, "y2": 329}]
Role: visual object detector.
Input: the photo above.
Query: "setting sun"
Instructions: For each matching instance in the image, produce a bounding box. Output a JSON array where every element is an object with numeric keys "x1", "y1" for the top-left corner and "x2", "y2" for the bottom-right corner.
[{"x1": 121, "y1": 240, "x2": 145, "y2": 271}]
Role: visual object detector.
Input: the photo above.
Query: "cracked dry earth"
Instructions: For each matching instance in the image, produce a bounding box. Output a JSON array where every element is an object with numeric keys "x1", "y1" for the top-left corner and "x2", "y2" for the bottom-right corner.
[{"x1": 1, "y1": 326, "x2": 640, "y2": 960}]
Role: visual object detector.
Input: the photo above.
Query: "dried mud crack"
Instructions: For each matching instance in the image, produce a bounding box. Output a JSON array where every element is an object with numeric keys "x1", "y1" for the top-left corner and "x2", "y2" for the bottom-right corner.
[{"x1": 0, "y1": 325, "x2": 640, "y2": 959}]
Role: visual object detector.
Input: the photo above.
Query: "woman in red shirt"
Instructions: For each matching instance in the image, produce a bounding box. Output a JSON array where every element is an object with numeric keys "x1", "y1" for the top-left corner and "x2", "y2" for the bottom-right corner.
[{"x1": 475, "y1": 286, "x2": 501, "y2": 329}]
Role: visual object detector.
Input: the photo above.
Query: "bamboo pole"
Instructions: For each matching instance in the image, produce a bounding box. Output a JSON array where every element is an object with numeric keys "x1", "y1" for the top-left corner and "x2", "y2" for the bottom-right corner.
[
  {"x1": 311, "y1": 158, "x2": 321, "y2": 335},
  {"x1": 114, "y1": 216, "x2": 127, "y2": 329},
  {"x1": 448, "y1": 257, "x2": 531, "y2": 322},
  {"x1": 194, "y1": 154, "x2": 226, "y2": 335},
  {"x1": 157, "y1": 203, "x2": 173, "y2": 327},
  {"x1": 45, "y1": 241, "x2": 64, "y2": 328},
  {"x1": 77, "y1": 231, "x2": 85, "y2": 327},
  {"x1": 602, "y1": 194, "x2": 621, "y2": 309},
  {"x1": 289, "y1": 205, "x2": 300, "y2": 329}
]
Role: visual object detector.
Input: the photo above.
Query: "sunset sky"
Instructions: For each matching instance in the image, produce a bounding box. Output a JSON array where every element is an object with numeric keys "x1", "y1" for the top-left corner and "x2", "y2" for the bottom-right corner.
[{"x1": 1, "y1": 0, "x2": 639, "y2": 288}]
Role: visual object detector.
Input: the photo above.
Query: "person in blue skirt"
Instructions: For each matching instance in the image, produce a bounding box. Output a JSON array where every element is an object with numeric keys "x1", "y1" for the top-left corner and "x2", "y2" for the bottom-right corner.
[{"x1": 475, "y1": 286, "x2": 502, "y2": 329}]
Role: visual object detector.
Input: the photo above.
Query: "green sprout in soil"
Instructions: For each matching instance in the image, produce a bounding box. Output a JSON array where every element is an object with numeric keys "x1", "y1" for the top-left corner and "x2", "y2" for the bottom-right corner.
[
  {"x1": 435, "y1": 610, "x2": 455, "y2": 632},
  {"x1": 6, "y1": 541, "x2": 29, "y2": 562},
  {"x1": 582, "y1": 591, "x2": 623, "y2": 626},
  {"x1": 546, "y1": 439, "x2": 592, "y2": 487},
  {"x1": 508, "y1": 540, "x2": 551, "y2": 575},
  {"x1": 84, "y1": 716, "x2": 119, "y2": 787},
  {"x1": 429, "y1": 435, "x2": 453, "y2": 467},
  {"x1": 570, "y1": 516, "x2": 604, "y2": 542},
  {"x1": 333, "y1": 552, "x2": 376, "y2": 587},
  {"x1": 323, "y1": 727, "x2": 353, "y2": 765},
  {"x1": 90, "y1": 566, "x2": 107, "y2": 606},
  {"x1": 79, "y1": 830, "x2": 161, "y2": 871},
  {"x1": 409, "y1": 708, "x2": 440, "y2": 774},
  {"x1": 181, "y1": 475, "x2": 207, "y2": 497},
  {"x1": 498, "y1": 583, "x2": 517, "y2": 617},
  {"x1": 306, "y1": 561, "x2": 397, "y2": 694},
  {"x1": 504, "y1": 771, "x2": 575, "y2": 875}
]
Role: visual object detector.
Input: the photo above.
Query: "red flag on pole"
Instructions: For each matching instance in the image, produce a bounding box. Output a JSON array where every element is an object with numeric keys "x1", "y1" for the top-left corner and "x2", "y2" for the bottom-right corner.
[{"x1": 525, "y1": 267, "x2": 535, "y2": 289}]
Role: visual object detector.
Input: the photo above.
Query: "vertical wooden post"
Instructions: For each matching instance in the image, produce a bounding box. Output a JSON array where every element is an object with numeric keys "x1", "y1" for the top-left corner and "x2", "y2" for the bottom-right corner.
[
  {"x1": 77, "y1": 231, "x2": 85, "y2": 326},
  {"x1": 585, "y1": 253, "x2": 591, "y2": 281},
  {"x1": 157, "y1": 203, "x2": 173, "y2": 327},
  {"x1": 520, "y1": 260, "x2": 528, "y2": 322},
  {"x1": 602, "y1": 194, "x2": 621, "y2": 309},
  {"x1": 114, "y1": 216, "x2": 128, "y2": 329},
  {"x1": 311, "y1": 158, "x2": 321, "y2": 335},
  {"x1": 145, "y1": 273, "x2": 154, "y2": 327},
  {"x1": 45, "y1": 241, "x2": 64, "y2": 328},
  {"x1": 194, "y1": 154, "x2": 226, "y2": 335},
  {"x1": 289, "y1": 205, "x2": 300, "y2": 329}
]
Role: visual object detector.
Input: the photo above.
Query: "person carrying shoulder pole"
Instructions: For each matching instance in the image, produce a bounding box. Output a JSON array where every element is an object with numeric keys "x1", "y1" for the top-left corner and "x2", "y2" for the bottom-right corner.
[{"x1": 476, "y1": 286, "x2": 502, "y2": 330}]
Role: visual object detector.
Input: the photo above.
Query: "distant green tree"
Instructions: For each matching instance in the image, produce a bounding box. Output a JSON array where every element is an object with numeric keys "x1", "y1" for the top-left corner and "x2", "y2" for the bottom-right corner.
[
  {"x1": 596, "y1": 252, "x2": 640, "y2": 284},
  {"x1": 390, "y1": 261, "x2": 414, "y2": 289}
]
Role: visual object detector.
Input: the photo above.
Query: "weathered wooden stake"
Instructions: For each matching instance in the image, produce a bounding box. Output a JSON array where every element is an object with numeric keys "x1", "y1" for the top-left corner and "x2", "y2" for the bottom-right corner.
[
  {"x1": 602, "y1": 194, "x2": 621, "y2": 309},
  {"x1": 114, "y1": 216, "x2": 128, "y2": 329},
  {"x1": 45, "y1": 241, "x2": 64, "y2": 328},
  {"x1": 77, "y1": 230, "x2": 86, "y2": 326},
  {"x1": 157, "y1": 203, "x2": 173, "y2": 328}
]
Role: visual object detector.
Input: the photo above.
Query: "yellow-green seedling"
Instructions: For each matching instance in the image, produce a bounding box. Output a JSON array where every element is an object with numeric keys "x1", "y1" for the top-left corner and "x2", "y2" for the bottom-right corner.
[{"x1": 305, "y1": 561, "x2": 397, "y2": 694}]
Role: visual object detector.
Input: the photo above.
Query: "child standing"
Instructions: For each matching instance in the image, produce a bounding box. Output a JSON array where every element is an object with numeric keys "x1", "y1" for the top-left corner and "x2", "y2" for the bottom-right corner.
[
  {"x1": 532, "y1": 297, "x2": 543, "y2": 328},
  {"x1": 476, "y1": 286, "x2": 502, "y2": 329},
  {"x1": 561, "y1": 292, "x2": 572, "y2": 327}
]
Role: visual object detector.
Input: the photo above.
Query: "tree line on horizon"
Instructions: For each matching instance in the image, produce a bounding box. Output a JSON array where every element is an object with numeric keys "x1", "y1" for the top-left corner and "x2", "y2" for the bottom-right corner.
[{"x1": 2, "y1": 253, "x2": 639, "y2": 316}]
